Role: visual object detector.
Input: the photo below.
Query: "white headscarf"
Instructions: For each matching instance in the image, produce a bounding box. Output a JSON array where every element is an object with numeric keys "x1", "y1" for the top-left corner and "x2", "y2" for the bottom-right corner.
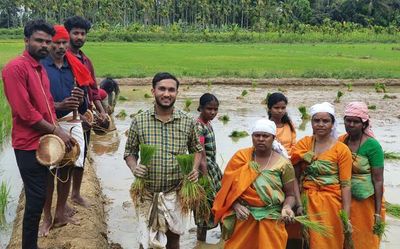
[
  {"x1": 251, "y1": 118, "x2": 289, "y2": 158},
  {"x1": 309, "y1": 102, "x2": 338, "y2": 138}
]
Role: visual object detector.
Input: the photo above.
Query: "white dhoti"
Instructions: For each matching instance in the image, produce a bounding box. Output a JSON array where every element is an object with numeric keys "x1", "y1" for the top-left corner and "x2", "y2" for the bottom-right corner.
[
  {"x1": 137, "y1": 191, "x2": 188, "y2": 249},
  {"x1": 58, "y1": 116, "x2": 85, "y2": 168}
]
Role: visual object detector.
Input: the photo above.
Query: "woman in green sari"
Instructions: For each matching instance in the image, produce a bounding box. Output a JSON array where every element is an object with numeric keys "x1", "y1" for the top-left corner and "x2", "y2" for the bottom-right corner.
[{"x1": 339, "y1": 101, "x2": 385, "y2": 249}]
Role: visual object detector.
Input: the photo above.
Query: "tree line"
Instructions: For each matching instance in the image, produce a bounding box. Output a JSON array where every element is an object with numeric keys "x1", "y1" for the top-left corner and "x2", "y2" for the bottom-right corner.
[{"x1": 1, "y1": 0, "x2": 399, "y2": 30}]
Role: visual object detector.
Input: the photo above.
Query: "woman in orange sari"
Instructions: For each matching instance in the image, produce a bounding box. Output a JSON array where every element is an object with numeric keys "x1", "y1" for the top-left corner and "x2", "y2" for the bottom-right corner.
[
  {"x1": 339, "y1": 102, "x2": 385, "y2": 249},
  {"x1": 291, "y1": 102, "x2": 353, "y2": 249},
  {"x1": 213, "y1": 118, "x2": 296, "y2": 249},
  {"x1": 267, "y1": 92, "x2": 296, "y2": 156},
  {"x1": 267, "y1": 92, "x2": 299, "y2": 249}
]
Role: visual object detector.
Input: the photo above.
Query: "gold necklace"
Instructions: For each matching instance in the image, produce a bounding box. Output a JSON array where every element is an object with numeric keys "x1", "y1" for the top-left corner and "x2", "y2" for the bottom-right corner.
[{"x1": 254, "y1": 150, "x2": 273, "y2": 170}]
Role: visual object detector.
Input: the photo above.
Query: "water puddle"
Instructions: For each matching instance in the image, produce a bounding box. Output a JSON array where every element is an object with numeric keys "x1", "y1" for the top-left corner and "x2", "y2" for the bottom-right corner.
[
  {"x1": 0, "y1": 142, "x2": 23, "y2": 248},
  {"x1": 91, "y1": 84, "x2": 400, "y2": 249}
]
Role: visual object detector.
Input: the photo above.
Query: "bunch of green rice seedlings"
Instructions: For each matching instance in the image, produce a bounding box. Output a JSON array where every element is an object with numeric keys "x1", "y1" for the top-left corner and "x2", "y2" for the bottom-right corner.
[
  {"x1": 374, "y1": 83, "x2": 386, "y2": 93},
  {"x1": 0, "y1": 181, "x2": 10, "y2": 226},
  {"x1": 229, "y1": 130, "x2": 249, "y2": 138},
  {"x1": 184, "y1": 99, "x2": 192, "y2": 112},
  {"x1": 334, "y1": 91, "x2": 344, "y2": 103},
  {"x1": 218, "y1": 114, "x2": 230, "y2": 124},
  {"x1": 345, "y1": 83, "x2": 353, "y2": 92},
  {"x1": 116, "y1": 109, "x2": 127, "y2": 119},
  {"x1": 298, "y1": 106, "x2": 310, "y2": 120},
  {"x1": 198, "y1": 175, "x2": 214, "y2": 200},
  {"x1": 270, "y1": 210, "x2": 331, "y2": 237},
  {"x1": 130, "y1": 144, "x2": 156, "y2": 205},
  {"x1": 144, "y1": 93, "x2": 152, "y2": 98},
  {"x1": 241, "y1": 90, "x2": 248, "y2": 97},
  {"x1": 176, "y1": 154, "x2": 208, "y2": 215},
  {"x1": 372, "y1": 218, "x2": 387, "y2": 239},
  {"x1": 368, "y1": 105, "x2": 377, "y2": 110},
  {"x1": 384, "y1": 151, "x2": 400, "y2": 160},
  {"x1": 339, "y1": 210, "x2": 354, "y2": 249},
  {"x1": 300, "y1": 194, "x2": 310, "y2": 247},
  {"x1": 119, "y1": 95, "x2": 128, "y2": 101}
]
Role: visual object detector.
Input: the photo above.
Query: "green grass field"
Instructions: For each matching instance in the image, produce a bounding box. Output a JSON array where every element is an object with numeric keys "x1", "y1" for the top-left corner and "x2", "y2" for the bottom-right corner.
[{"x1": 1, "y1": 40, "x2": 399, "y2": 79}]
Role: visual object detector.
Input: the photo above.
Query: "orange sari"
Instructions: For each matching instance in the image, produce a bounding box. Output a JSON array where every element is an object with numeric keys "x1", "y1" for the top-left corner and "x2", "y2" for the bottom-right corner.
[
  {"x1": 213, "y1": 147, "x2": 293, "y2": 249},
  {"x1": 338, "y1": 135, "x2": 385, "y2": 249},
  {"x1": 291, "y1": 136, "x2": 352, "y2": 249},
  {"x1": 276, "y1": 123, "x2": 296, "y2": 156}
]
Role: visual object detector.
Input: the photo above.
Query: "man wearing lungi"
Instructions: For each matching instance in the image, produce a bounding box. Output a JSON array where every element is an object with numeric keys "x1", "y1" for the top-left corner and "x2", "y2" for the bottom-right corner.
[
  {"x1": 124, "y1": 72, "x2": 203, "y2": 249},
  {"x1": 38, "y1": 25, "x2": 91, "y2": 236}
]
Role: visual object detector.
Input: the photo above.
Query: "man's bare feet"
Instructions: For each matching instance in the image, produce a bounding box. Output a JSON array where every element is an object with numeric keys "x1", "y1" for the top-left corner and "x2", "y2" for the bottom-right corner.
[
  {"x1": 38, "y1": 216, "x2": 53, "y2": 237},
  {"x1": 65, "y1": 204, "x2": 77, "y2": 217},
  {"x1": 71, "y1": 194, "x2": 90, "y2": 208},
  {"x1": 53, "y1": 215, "x2": 80, "y2": 228}
]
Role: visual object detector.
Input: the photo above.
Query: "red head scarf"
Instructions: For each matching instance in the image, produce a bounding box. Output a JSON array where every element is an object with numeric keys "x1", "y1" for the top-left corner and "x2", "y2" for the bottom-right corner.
[{"x1": 52, "y1": 24, "x2": 94, "y2": 87}]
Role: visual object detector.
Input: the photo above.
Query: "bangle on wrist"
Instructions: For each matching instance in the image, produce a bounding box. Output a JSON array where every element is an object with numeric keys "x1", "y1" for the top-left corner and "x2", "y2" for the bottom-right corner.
[{"x1": 374, "y1": 214, "x2": 381, "y2": 217}]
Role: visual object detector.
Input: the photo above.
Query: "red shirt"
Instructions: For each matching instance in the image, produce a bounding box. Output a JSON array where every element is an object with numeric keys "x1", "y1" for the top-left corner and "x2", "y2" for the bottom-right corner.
[{"x1": 2, "y1": 51, "x2": 57, "y2": 150}]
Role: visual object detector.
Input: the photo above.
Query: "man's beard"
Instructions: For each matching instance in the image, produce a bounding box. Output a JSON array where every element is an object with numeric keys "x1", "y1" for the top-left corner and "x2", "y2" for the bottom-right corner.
[{"x1": 155, "y1": 97, "x2": 175, "y2": 109}]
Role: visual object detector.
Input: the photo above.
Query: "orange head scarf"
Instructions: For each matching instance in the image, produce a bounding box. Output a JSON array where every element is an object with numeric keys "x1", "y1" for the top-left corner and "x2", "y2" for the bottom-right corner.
[{"x1": 52, "y1": 25, "x2": 94, "y2": 87}]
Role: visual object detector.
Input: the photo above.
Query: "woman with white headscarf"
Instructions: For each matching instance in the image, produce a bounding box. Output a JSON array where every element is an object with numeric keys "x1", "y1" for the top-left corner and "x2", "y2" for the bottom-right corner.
[
  {"x1": 291, "y1": 102, "x2": 353, "y2": 249},
  {"x1": 212, "y1": 118, "x2": 295, "y2": 249},
  {"x1": 339, "y1": 101, "x2": 385, "y2": 249}
]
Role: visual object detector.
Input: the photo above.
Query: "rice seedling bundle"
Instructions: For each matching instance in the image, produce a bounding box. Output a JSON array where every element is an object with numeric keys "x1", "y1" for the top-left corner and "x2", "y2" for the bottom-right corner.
[
  {"x1": 339, "y1": 210, "x2": 354, "y2": 249},
  {"x1": 372, "y1": 218, "x2": 387, "y2": 239},
  {"x1": 229, "y1": 130, "x2": 249, "y2": 138},
  {"x1": 298, "y1": 106, "x2": 310, "y2": 120},
  {"x1": 0, "y1": 181, "x2": 10, "y2": 226},
  {"x1": 115, "y1": 109, "x2": 127, "y2": 119},
  {"x1": 184, "y1": 99, "x2": 192, "y2": 112},
  {"x1": 269, "y1": 210, "x2": 331, "y2": 237},
  {"x1": 119, "y1": 95, "x2": 128, "y2": 101},
  {"x1": 130, "y1": 144, "x2": 156, "y2": 205},
  {"x1": 384, "y1": 151, "x2": 400, "y2": 160},
  {"x1": 176, "y1": 154, "x2": 209, "y2": 219},
  {"x1": 334, "y1": 91, "x2": 344, "y2": 103},
  {"x1": 144, "y1": 93, "x2": 152, "y2": 98},
  {"x1": 218, "y1": 114, "x2": 230, "y2": 124}
]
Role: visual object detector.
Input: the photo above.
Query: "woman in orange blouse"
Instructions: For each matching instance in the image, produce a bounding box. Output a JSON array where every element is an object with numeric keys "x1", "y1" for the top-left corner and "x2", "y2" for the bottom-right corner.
[
  {"x1": 267, "y1": 93, "x2": 296, "y2": 156},
  {"x1": 291, "y1": 102, "x2": 353, "y2": 249}
]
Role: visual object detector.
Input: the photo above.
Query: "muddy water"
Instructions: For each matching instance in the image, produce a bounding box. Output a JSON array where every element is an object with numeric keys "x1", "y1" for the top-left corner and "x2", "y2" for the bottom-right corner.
[
  {"x1": 90, "y1": 84, "x2": 400, "y2": 249},
  {"x1": 0, "y1": 142, "x2": 23, "y2": 248}
]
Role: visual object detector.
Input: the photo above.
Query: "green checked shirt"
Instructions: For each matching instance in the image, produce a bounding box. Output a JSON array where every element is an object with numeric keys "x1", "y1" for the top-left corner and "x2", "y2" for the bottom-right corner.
[{"x1": 124, "y1": 106, "x2": 203, "y2": 193}]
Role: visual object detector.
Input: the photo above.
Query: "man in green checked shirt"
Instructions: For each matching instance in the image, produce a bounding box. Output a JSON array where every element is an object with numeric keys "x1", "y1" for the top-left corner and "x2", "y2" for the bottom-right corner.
[{"x1": 124, "y1": 72, "x2": 203, "y2": 249}]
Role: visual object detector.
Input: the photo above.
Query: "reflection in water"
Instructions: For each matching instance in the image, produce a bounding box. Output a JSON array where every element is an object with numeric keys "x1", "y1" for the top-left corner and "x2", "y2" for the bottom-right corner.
[
  {"x1": 91, "y1": 84, "x2": 400, "y2": 249},
  {"x1": 92, "y1": 131, "x2": 120, "y2": 156}
]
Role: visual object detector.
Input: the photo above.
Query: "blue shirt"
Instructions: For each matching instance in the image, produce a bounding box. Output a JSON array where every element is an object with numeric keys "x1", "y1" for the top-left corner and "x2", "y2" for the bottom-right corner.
[{"x1": 41, "y1": 56, "x2": 88, "y2": 118}]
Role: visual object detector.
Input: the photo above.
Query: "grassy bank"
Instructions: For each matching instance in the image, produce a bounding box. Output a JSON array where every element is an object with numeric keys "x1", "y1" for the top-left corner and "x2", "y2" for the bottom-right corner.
[
  {"x1": 0, "y1": 82, "x2": 11, "y2": 146},
  {"x1": 1, "y1": 41, "x2": 399, "y2": 79}
]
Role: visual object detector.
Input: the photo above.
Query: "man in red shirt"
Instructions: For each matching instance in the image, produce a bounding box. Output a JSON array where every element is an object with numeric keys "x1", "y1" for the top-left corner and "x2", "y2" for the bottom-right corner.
[
  {"x1": 64, "y1": 16, "x2": 107, "y2": 208},
  {"x1": 1, "y1": 19, "x2": 74, "y2": 249}
]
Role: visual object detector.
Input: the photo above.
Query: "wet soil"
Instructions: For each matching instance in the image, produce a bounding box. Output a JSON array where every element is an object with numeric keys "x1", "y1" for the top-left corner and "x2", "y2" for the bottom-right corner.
[{"x1": 6, "y1": 162, "x2": 108, "y2": 249}]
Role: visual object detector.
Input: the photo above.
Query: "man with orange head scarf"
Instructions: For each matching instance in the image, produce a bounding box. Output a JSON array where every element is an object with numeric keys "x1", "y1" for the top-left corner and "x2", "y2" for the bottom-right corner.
[{"x1": 39, "y1": 25, "x2": 91, "y2": 236}]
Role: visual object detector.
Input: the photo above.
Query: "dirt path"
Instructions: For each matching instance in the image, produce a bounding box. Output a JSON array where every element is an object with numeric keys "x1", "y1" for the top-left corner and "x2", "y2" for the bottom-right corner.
[
  {"x1": 109, "y1": 77, "x2": 400, "y2": 86},
  {"x1": 6, "y1": 161, "x2": 109, "y2": 249}
]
